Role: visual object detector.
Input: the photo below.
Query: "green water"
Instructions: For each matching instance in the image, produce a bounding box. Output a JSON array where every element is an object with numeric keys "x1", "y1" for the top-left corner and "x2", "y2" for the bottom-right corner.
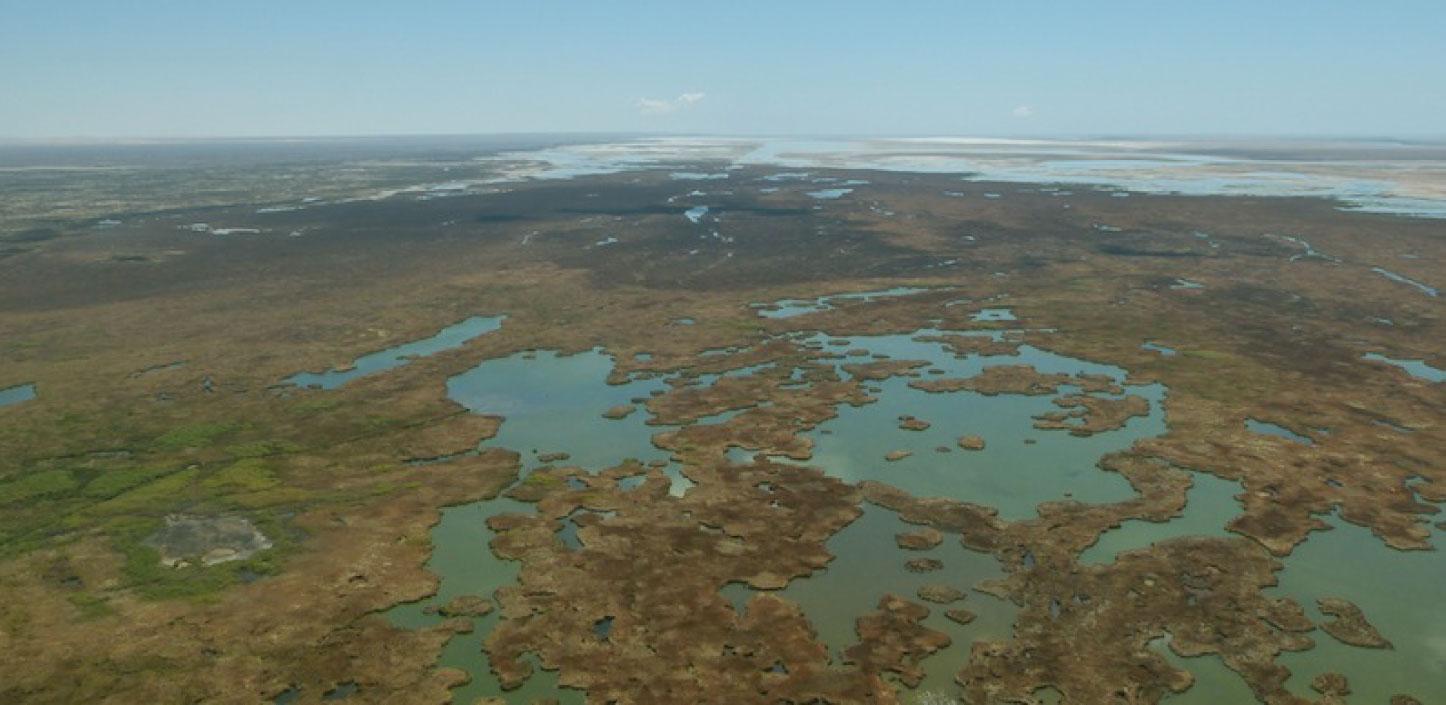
[
  {"x1": 797, "y1": 331, "x2": 1167, "y2": 520},
  {"x1": 1078, "y1": 472, "x2": 1243, "y2": 565},
  {"x1": 778, "y1": 503, "x2": 1016, "y2": 699},
  {"x1": 1151, "y1": 637, "x2": 1257, "y2": 705},
  {"x1": 1272, "y1": 517, "x2": 1446, "y2": 702},
  {"x1": 1135, "y1": 508, "x2": 1446, "y2": 703},
  {"x1": 446, "y1": 349, "x2": 672, "y2": 470},
  {"x1": 388, "y1": 498, "x2": 583, "y2": 704},
  {"x1": 389, "y1": 349, "x2": 675, "y2": 703}
]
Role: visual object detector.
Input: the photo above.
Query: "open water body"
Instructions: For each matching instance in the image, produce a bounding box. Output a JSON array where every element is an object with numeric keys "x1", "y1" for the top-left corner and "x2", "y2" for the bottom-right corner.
[
  {"x1": 0, "y1": 383, "x2": 36, "y2": 408},
  {"x1": 1364, "y1": 352, "x2": 1445, "y2": 383},
  {"x1": 285, "y1": 315, "x2": 505, "y2": 389},
  {"x1": 751, "y1": 287, "x2": 933, "y2": 319},
  {"x1": 302, "y1": 317, "x2": 1444, "y2": 703}
]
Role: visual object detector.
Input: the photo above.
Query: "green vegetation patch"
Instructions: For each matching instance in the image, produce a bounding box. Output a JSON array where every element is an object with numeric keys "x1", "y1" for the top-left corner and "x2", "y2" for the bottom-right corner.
[
  {"x1": 82, "y1": 466, "x2": 176, "y2": 499},
  {"x1": 66, "y1": 592, "x2": 115, "y2": 621},
  {"x1": 152, "y1": 422, "x2": 239, "y2": 451},
  {"x1": 201, "y1": 458, "x2": 279, "y2": 493},
  {"x1": 92, "y1": 467, "x2": 200, "y2": 515},
  {"x1": 522, "y1": 472, "x2": 563, "y2": 487},
  {"x1": 110, "y1": 514, "x2": 289, "y2": 601},
  {"x1": 0, "y1": 469, "x2": 79, "y2": 505},
  {"x1": 118, "y1": 541, "x2": 255, "y2": 601}
]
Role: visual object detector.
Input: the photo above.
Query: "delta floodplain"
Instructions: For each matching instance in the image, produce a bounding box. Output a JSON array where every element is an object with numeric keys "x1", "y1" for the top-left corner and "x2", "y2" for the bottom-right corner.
[{"x1": 0, "y1": 137, "x2": 1442, "y2": 705}]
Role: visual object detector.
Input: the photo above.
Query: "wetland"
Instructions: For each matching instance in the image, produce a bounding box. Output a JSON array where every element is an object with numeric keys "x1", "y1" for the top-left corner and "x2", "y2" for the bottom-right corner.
[{"x1": 0, "y1": 137, "x2": 1442, "y2": 705}]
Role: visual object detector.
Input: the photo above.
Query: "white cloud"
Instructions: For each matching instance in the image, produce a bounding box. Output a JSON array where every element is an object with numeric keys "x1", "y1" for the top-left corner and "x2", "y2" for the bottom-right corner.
[
  {"x1": 1012, "y1": 105, "x2": 1034, "y2": 118},
  {"x1": 638, "y1": 92, "x2": 706, "y2": 115}
]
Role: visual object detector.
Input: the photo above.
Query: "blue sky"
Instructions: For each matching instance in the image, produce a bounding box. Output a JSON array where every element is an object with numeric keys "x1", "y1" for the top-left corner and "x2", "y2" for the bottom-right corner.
[{"x1": 2, "y1": 1, "x2": 1443, "y2": 138}]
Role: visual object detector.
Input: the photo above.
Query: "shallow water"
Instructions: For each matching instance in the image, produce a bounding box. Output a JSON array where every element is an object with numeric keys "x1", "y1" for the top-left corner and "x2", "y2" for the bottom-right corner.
[
  {"x1": 387, "y1": 349, "x2": 680, "y2": 701},
  {"x1": 1363, "y1": 352, "x2": 1444, "y2": 382},
  {"x1": 388, "y1": 497, "x2": 584, "y2": 704},
  {"x1": 807, "y1": 188, "x2": 854, "y2": 199},
  {"x1": 971, "y1": 308, "x2": 1016, "y2": 322},
  {"x1": 1372, "y1": 267, "x2": 1439, "y2": 297},
  {"x1": 446, "y1": 349, "x2": 671, "y2": 470},
  {"x1": 481, "y1": 137, "x2": 1446, "y2": 220},
  {"x1": 670, "y1": 171, "x2": 729, "y2": 181},
  {"x1": 1141, "y1": 341, "x2": 1177, "y2": 357},
  {"x1": 285, "y1": 315, "x2": 504, "y2": 389},
  {"x1": 393, "y1": 323, "x2": 1438, "y2": 703},
  {"x1": 778, "y1": 503, "x2": 1017, "y2": 697},
  {"x1": 1245, "y1": 419, "x2": 1314, "y2": 445},
  {"x1": 797, "y1": 331, "x2": 1166, "y2": 520},
  {"x1": 0, "y1": 383, "x2": 36, "y2": 408},
  {"x1": 753, "y1": 287, "x2": 932, "y2": 319},
  {"x1": 1078, "y1": 472, "x2": 1243, "y2": 565},
  {"x1": 1151, "y1": 636, "x2": 1257, "y2": 705},
  {"x1": 1271, "y1": 517, "x2": 1446, "y2": 702}
]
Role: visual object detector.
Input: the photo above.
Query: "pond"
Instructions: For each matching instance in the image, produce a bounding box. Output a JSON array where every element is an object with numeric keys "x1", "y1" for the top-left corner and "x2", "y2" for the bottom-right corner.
[
  {"x1": 1363, "y1": 352, "x2": 1444, "y2": 383},
  {"x1": 285, "y1": 315, "x2": 505, "y2": 389},
  {"x1": 0, "y1": 383, "x2": 37, "y2": 408},
  {"x1": 752, "y1": 287, "x2": 933, "y2": 319},
  {"x1": 1141, "y1": 341, "x2": 1177, "y2": 357},
  {"x1": 1245, "y1": 418, "x2": 1315, "y2": 445}
]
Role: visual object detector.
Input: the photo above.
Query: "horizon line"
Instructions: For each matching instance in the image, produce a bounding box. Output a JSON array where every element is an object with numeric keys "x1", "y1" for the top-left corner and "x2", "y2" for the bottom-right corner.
[{"x1": 4, "y1": 131, "x2": 1446, "y2": 147}]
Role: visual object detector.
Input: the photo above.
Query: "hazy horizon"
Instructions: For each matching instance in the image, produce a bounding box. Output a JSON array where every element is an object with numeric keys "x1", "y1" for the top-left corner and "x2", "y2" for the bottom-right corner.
[
  {"x1": 6, "y1": 132, "x2": 1446, "y2": 144},
  {"x1": 4, "y1": 2, "x2": 1444, "y2": 140}
]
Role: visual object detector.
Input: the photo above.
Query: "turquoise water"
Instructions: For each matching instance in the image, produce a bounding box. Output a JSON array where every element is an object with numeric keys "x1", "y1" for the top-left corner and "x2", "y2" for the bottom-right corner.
[
  {"x1": 286, "y1": 315, "x2": 505, "y2": 389},
  {"x1": 1363, "y1": 352, "x2": 1445, "y2": 382},
  {"x1": 0, "y1": 383, "x2": 36, "y2": 408}
]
